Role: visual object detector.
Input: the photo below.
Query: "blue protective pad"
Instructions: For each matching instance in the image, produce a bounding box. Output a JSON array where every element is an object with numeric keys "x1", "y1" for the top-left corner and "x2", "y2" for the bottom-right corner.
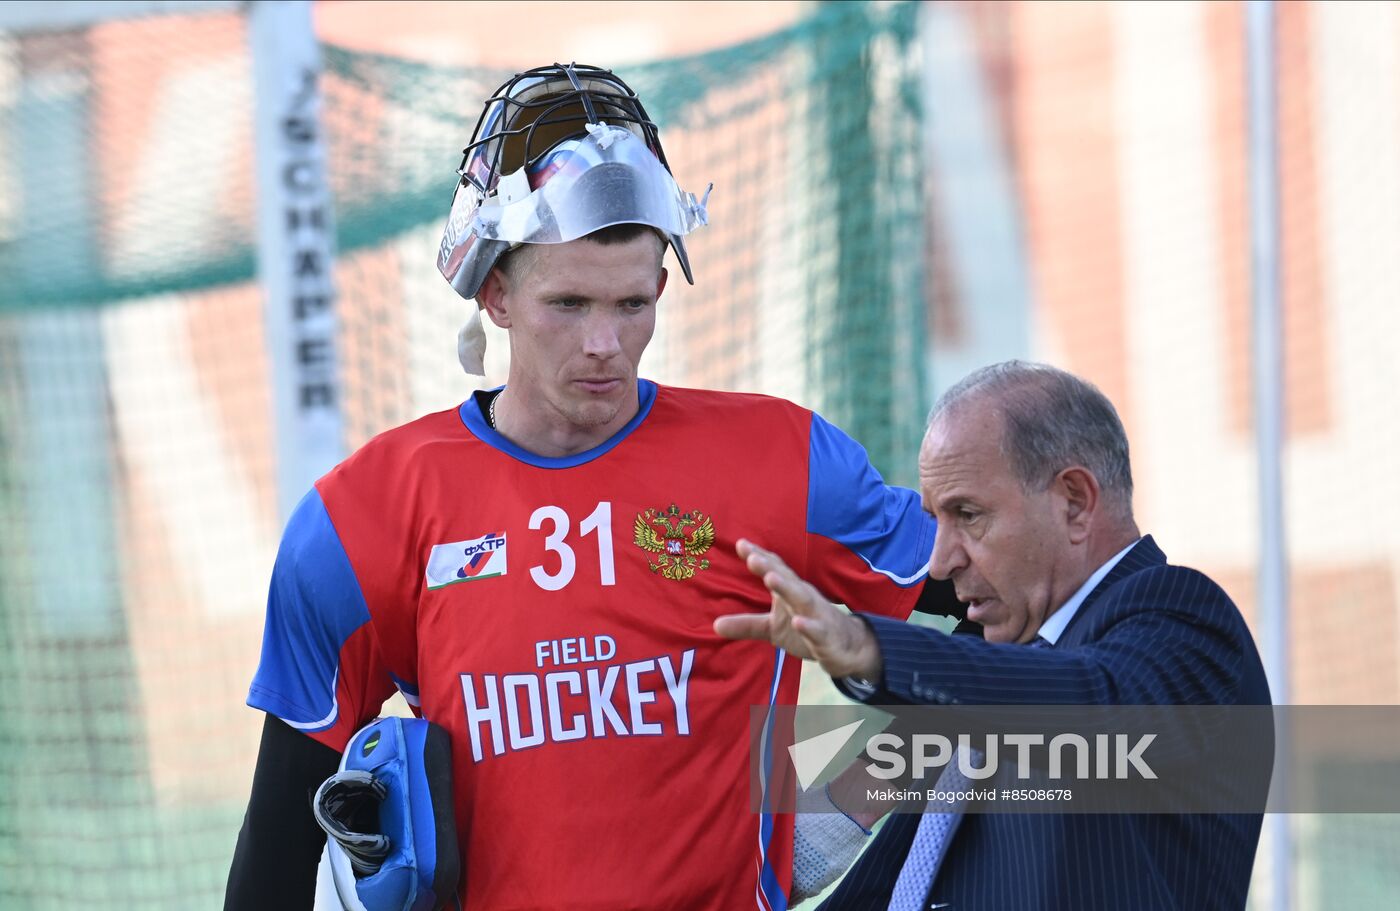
[{"x1": 325, "y1": 717, "x2": 459, "y2": 911}]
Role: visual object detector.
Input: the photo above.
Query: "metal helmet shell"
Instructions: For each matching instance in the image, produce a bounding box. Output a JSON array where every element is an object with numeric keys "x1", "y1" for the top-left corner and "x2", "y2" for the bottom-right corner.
[{"x1": 437, "y1": 63, "x2": 709, "y2": 300}]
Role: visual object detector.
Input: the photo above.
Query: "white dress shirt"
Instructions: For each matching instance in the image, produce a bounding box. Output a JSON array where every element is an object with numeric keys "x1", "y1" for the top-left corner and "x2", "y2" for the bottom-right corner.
[{"x1": 1035, "y1": 537, "x2": 1140, "y2": 645}]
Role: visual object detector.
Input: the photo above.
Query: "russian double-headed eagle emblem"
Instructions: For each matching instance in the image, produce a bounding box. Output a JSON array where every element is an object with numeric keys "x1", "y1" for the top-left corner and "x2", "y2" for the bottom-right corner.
[{"x1": 632, "y1": 504, "x2": 715, "y2": 581}]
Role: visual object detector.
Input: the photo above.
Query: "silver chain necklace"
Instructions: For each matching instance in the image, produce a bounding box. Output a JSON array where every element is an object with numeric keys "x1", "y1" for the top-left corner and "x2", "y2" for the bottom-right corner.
[{"x1": 488, "y1": 392, "x2": 499, "y2": 429}]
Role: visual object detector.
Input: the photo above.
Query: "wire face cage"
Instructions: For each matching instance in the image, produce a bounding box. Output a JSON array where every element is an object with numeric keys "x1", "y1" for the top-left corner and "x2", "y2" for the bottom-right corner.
[{"x1": 457, "y1": 62, "x2": 672, "y2": 197}]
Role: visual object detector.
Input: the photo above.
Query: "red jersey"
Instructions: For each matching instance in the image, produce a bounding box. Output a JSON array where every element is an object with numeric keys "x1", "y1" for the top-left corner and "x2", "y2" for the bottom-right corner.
[{"x1": 250, "y1": 381, "x2": 935, "y2": 910}]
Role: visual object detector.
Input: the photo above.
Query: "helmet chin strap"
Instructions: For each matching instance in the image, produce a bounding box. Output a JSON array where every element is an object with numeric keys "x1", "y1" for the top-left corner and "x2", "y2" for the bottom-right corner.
[{"x1": 458, "y1": 305, "x2": 488, "y2": 376}]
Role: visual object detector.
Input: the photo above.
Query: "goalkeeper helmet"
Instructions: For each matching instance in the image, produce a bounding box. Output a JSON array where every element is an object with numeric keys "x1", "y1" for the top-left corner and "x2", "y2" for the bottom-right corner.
[{"x1": 437, "y1": 62, "x2": 711, "y2": 301}]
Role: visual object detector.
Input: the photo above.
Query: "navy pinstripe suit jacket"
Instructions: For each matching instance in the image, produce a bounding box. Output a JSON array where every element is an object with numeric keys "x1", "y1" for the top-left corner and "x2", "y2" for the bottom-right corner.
[{"x1": 819, "y1": 536, "x2": 1271, "y2": 911}]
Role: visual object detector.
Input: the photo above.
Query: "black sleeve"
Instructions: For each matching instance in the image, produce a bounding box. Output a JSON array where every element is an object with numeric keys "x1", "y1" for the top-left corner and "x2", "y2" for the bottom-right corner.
[
  {"x1": 911, "y1": 576, "x2": 965, "y2": 619},
  {"x1": 911, "y1": 577, "x2": 983, "y2": 638},
  {"x1": 225, "y1": 714, "x2": 342, "y2": 911}
]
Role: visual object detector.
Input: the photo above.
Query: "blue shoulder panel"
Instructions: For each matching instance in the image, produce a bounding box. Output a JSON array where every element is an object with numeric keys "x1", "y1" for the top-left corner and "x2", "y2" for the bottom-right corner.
[
  {"x1": 806, "y1": 413, "x2": 935, "y2": 588},
  {"x1": 248, "y1": 487, "x2": 372, "y2": 732}
]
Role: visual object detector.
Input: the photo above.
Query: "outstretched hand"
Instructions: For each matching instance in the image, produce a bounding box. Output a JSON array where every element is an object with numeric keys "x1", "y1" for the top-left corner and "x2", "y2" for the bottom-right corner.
[{"x1": 713, "y1": 539, "x2": 883, "y2": 681}]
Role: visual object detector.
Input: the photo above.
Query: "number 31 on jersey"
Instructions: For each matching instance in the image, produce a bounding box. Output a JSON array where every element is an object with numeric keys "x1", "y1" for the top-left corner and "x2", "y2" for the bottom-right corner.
[{"x1": 528, "y1": 501, "x2": 614, "y2": 591}]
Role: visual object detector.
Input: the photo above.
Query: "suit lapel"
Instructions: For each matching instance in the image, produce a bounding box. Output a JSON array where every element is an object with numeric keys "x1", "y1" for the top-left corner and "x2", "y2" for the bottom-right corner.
[{"x1": 1056, "y1": 535, "x2": 1165, "y2": 647}]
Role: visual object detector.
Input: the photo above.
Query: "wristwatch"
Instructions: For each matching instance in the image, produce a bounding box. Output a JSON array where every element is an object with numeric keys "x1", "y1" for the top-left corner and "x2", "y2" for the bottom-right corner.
[{"x1": 843, "y1": 675, "x2": 879, "y2": 698}]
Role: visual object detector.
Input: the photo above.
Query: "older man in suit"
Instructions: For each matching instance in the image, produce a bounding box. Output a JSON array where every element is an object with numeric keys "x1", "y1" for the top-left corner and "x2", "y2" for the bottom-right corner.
[{"x1": 717, "y1": 360, "x2": 1270, "y2": 910}]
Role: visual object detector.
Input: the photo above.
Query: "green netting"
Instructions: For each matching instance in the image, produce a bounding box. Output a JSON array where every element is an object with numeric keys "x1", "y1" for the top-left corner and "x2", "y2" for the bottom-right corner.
[{"x1": 0, "y1": 3, "x2": 929, "y2": 907}]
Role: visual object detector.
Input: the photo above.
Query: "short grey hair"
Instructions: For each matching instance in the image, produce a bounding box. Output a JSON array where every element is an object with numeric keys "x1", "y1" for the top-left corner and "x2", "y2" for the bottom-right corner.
[{"x1": 930, "y1": 361, "x2": 1134, "y2": 516}]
